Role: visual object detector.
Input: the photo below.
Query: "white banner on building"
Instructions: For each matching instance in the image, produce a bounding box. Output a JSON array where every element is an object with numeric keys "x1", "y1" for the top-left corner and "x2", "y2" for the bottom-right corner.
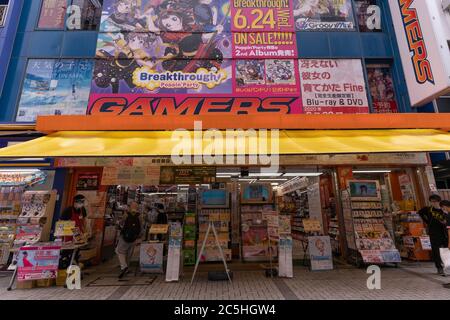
[{"x1": 388, "y1": 0, "x2": 450, "y2": 106}]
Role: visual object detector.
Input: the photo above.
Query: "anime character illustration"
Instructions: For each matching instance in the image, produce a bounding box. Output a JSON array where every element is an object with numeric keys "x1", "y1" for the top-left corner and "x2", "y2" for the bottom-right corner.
[
  {"x1": 314, "y1": 238, "x2": 326, "y2": 256},
  {"x1": 266, "y1": 60, "x2": 295, "y2": 84},
  {"x1": 367, "y1": 68, "x2": 395, "y2": 102},
  {"x1": 144, "y1": 0, "x2": 230, "y2": 73},
  {"x1": 146, "y1": 245, "x2": 158, "y2": 264},
  {"x1": 293, "y1": 0, "x2": 330, "y2": 18},
  {"x1": 235, "y1": 60, "x2": 265, "y2": 87},
  {"x1": 101, "y1": 0, "x2": 154, "y2": 32},
  {"x1": 93, "y1": 32, "x2": 161, "y2": 93}
]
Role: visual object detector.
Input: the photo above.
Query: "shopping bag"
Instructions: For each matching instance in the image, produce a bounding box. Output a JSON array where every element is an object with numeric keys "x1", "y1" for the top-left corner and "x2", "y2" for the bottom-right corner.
[{"x1": 439, "y1": 248, "x2": 450, "y2": 274}]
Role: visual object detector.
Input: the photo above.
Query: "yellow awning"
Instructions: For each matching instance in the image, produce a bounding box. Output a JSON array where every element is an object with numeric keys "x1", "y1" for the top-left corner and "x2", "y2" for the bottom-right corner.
[{"x1": 0, "y1": 129, "x2": 449, "y2": 157}]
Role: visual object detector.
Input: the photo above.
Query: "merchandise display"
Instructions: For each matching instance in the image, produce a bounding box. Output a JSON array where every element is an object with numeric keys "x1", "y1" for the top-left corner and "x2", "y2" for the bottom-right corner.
[
  {"x1": 13, "y1": 191, "x2": 57, "y2": 249},
  {"x1": 183, "y1": 212, "x2": 196, "y2": 266},
  {"x1": 0, "y1": 187, "x2": 24, "y2": 262},
  {"x1": 393, "y1": 209, "x2": 431, "y2": 261},
  {"x1": 346, "y1": 180, "x2": 401, "y2": 264}
]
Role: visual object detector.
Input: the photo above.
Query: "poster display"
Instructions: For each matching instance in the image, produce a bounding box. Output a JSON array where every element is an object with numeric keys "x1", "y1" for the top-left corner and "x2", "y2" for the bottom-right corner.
[
  {"x1": 308, "y1": 235, "x2": 333, "y2": 271},
  {"x1": 17, "y1": 59, "x2": 94, "y2": 122},
  {"x1": 54, "y1": 221, "x2": 76, "y2": 237},
  {"x1": 17, "y1": 244, "x2": 61, "y2": 281},
  {"x1": 76, "y1": 173, "x2": 100, "y2": 191},
  {"x1": 166, "y1": 222, "x2": 182, "y2": 282},
  {"x1": 366, "y1": 65, "x2": 398, "y2": 113},
  {"x1": 140, "y1": 242, "x2": 164, "y2": 273},
  {"x1": 231, "y1": 0, "x2": 297, "y2": 58},
  {"x1": 293, "y1": 0, "x2": 355, "y2": 30},
  {"x1": 37, "y1": 0, "x2": 66, "y2": 29},
  {"x1": 299, "y1": 59, "x2": 369, "y2": 114}
]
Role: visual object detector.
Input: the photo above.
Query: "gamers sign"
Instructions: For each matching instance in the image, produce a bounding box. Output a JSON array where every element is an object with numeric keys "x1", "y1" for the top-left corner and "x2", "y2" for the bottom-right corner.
[
  {"x1": 388, "y1": 0, "x2": 450, "y2": 106},
  {"x1": 88, "y1": 96, "x2": 299, "y2": 115}
]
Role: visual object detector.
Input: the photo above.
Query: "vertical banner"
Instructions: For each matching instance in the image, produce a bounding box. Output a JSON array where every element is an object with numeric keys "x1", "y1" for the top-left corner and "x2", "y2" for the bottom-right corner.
[
  {"x1": 366, "y1": 65, "x2": 398, "y2": 113},
  {"x1": 299, "y1": 59, "x2": 369, "y2": 114},
  {"x1": 278, "y1": 236, "x2": 293, "y2": 277},
  {"x1": 231, "y1": 0, "x2": 297, "y2": 58}
]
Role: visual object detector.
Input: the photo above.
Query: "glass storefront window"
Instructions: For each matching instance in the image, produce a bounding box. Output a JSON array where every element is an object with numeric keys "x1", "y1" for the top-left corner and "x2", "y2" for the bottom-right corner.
[
  {"x1": 16, "y1": 59, "x2": 94, "y2": 122},
  {"x1": 67, "y1": 0, "x2": 103, "y2": 31},
  {"x1": 0, "y1": 0, "x2": 9, "y2": 27},
  {"x1": 366, "y1": 64, "x2": 398, "y2": 113},
  {"x1": 354, "y1": 0, "x2": 382, "y2": 32}
]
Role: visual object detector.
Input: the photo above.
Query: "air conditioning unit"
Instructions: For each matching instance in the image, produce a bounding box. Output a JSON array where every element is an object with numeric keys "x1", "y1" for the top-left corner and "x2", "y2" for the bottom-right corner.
[{"x1": 443, "y1": 0, "x2": 450, "y2": 12}]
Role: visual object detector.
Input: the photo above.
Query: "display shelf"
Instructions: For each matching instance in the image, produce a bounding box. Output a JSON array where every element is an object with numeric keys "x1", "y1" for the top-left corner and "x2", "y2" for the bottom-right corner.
[{"x1": 345, "y1": 181, "x2": 401, "y2": 265}]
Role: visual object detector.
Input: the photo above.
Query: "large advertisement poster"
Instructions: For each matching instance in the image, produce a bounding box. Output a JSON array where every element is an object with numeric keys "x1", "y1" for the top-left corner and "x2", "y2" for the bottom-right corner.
[
  {"x1": 17, "y1": 244, "x2": 61, "y2": 281},
  {"x1": 17, "y1": 59, "x2": 94, "y2": 122},
  {"x1": 293, "y1": 0, "x2": 355, "y2": 30},
  {"x1": 366, "y1": 65, "x2": 398, "y2": 113},
  {"x1": 83, "y1": 1, "x2": 373, "y2": 115},
  {"x1": 37, "y1": 0, "x2": 67, "y2": 29},
  {"x1": 299, "y1": 59, "x2": 369, "y2": 114},
  {"x1": 308, "y1": 235, "x2": 333, "y2": 271}
]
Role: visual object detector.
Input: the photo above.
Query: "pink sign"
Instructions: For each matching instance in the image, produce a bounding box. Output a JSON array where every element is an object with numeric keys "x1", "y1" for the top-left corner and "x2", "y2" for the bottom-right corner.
[{"x1": 17, "y1": 245, "x2": 61, "y2": 281}]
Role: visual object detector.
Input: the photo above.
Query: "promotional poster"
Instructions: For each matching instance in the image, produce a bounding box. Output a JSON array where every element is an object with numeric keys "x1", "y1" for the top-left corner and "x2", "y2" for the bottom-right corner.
[
  {"x1": 367, "y1": 65, "x2": 398, "y2": 113},
  {"x1": 293, "y1": 0, "x2": 355, "y2": 30},
  {"x1": 17, "y1": 59, "x2": 93, "y2": 122},
  {"x1": 140, "y1": 242, "x2": 164, "y2": 273},
  {"x1": 17, "y1": 245, "x2": 61, "y2": 281},
  {"x1": 308, "y1": 235, "x2": 333, "y2": 271}
]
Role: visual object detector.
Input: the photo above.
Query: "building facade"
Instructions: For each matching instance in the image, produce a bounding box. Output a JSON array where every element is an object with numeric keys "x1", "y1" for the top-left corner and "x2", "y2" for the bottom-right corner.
[{"x1": 0, "y1": 0, "x2": 430, "y2": 123}]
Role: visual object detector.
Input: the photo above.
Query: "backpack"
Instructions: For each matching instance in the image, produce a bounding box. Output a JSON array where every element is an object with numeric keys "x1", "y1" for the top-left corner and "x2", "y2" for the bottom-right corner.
[{"x1": 122, "y1": 214, "x2": 141, "y2": 243}]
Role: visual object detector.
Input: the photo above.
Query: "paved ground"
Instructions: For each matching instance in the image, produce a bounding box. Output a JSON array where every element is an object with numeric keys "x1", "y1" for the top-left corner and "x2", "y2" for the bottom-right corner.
[{"x1": 0, "y1": 260, "x2": 449, "y2": 300}]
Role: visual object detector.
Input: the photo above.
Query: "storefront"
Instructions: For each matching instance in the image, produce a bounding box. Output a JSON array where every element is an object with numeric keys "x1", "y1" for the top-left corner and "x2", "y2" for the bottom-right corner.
[{"x1": 1, "y1": 113, "x2": 450, "y2": 288}]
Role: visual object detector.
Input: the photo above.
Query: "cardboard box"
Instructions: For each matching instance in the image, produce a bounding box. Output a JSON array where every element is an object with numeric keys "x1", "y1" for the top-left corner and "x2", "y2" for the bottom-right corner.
[
  {"x1": 36, "y1": 278, "x2": 56, "y2": 287},
  {"x1": 16, "y1": 280, "x2": 36, "y2": 289},
  {"x1": 56, "y1": 269, "x2": 67, "y2": 286}
]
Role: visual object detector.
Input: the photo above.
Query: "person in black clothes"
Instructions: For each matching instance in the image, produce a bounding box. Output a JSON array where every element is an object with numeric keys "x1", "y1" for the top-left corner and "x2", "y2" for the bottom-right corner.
[
  {"x1": 418, "y1": 194, "x2": 448, "y2": 275},
  {"x1": 440, "y1": 200, "x2": 450, "y2": 249}
]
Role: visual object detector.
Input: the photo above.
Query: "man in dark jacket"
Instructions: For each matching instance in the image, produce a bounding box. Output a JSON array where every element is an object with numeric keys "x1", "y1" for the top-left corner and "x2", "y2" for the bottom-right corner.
[{"x1": 418, "y1": 194, "x2": 448, "y2": 275}]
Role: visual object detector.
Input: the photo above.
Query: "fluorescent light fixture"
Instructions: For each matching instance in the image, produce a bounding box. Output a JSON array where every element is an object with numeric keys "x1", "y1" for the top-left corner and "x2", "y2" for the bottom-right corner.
[
  {"x1": 216, "y1": 172, "x2": 240, "y2": 175},
  {"x1": 239, "y1": 178, "x2": 256, "y2": 181},
  {"x1": 353, "y1": 170, "x2": 391, "y2": 173},
  {"x1": 271, "y1": 183, "x2": 279, "y2": 186},
  {"x1": 282, "y1": 172, "x2": 322, "y2": 177},
  {"x1": 216, "y1": 175, "x2": 232, "y2": 178},
  {"x1": 0, "y1": 169, "x2": 41, "y2": 173},
  {"x1": 259, "y1": 178, "x2": 289, "y2": 181},
  {"x1": 249, "y1": 172, "x2": 283, "y2": 177}
]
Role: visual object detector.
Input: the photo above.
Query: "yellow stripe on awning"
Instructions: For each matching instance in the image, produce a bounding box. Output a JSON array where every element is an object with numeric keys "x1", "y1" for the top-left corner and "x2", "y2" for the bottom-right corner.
[{"x1": 0, "y1": 129, "x2": 448, "y2": 157}]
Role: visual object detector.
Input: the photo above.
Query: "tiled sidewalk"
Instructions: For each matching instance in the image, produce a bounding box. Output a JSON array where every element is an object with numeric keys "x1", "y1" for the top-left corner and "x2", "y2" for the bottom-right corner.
[{"x1": 0, "y1": 261, "x2": 449, "y2": 300}]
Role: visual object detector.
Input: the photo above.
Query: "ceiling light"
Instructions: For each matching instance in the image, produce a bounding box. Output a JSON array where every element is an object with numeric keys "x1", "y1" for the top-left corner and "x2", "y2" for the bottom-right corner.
[
  {"x1": 271, "y1": 183, "x2": 279, "y2": 186},
  {"x1": 353, "y1": 170, "x2": 391, "y2": 173},
  {"x1": 249, "y1": 172, "x2": 283, "y2": 177},
  {"x1": 282, "y1": 172, "x2": 322, "y2": 177},
  {"x1": 0, "y1": 169, "x2": 41, "y2": 173},
  {"x1": 259, "y1": 178, "x2": 289, "y2": 181}
]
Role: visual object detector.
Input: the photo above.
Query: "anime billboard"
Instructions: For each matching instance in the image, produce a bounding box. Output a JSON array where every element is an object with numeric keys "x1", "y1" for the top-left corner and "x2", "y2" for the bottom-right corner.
[{"x1": 87, "y1": 0, "x2": 369, "y2": 115}]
